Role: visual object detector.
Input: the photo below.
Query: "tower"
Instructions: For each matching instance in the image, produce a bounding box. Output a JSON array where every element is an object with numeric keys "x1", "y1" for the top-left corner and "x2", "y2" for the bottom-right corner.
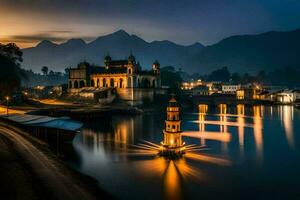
[
  {"x1": 104, "y1": 54, "x2": 111, "y2": 69},
  {"x1": 162, "y1": 97, "x2": 184, "y2": 155},
  {"x1": 127, "y1": 53, "x2": 136, "y2": 74},
  {"x1": 152, "y1": 60, "x2": 160, "y2": 75}
]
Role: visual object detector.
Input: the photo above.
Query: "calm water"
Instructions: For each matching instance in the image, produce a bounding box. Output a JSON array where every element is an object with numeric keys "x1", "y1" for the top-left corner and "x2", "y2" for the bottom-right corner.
[{"x1": 68, "y1": 105, "x2": 300, "y2": 200}]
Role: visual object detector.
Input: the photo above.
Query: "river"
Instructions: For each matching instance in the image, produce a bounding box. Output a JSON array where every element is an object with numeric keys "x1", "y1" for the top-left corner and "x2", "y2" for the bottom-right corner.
[{"x1": 67, "y1": 105, "x2": 300, "y2": 199}]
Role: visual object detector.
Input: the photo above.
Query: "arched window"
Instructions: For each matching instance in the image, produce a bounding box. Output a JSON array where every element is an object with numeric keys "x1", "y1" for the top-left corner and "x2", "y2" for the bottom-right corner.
[
  {"x1": 137, "y1": 78, "x2": 141, "y2": 88},
  {"x1": 74, "y1": 80, "x2": 79, "y2": 88},
  {"x1": 69, "y1": 81, "x2": 72, "y2": 88},
  {"x1": 142, "y1": 78, "x2": 150, "y2": 88},
  {"x1": 79, "y1": 80, "x2": 85, "y2": 88},
  {"x1": 128, "y1": 68, "x2": 132, "y2": 74},
  {"x1": 103, "y1": 79, "x2": 106, "y2": 87},
  {"x1": 152, "y1": 80, "x2": 156, "y2": 88},
  {"x1": 110, "y1": 79, "x2": 114, "y2": 87},
  {"x1": 172, "y1": 125, "x2": 175, "y2": 129},
  {"x1": 91, "y1": 79, "x2": 95, "y2": 87},
  {"x1": 119, "y1": 79, "x2": 123, "y2": 88},
  {"x1": 127, "y1": 77, "x2": 132, "y2": 88}
]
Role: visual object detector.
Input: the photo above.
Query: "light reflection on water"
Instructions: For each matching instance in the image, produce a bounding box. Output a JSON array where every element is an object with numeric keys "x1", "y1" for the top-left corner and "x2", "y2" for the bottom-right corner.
[{"x1": 69, "y1": 105, "x2": 300, "y2": 199}]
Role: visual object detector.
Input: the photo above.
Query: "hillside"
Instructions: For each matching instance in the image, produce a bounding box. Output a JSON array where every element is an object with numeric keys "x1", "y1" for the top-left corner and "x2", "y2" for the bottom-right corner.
[
  {"x1": 22, "y1": 30, "x2": 204, "y2": 72},
  {"x1": 21, "y1": 28, "x2": 300, "y2": 74}
]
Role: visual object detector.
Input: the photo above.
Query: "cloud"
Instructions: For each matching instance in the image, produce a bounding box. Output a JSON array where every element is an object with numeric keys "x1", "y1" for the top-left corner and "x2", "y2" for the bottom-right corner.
[
  {"x1": 47, "y1": 30, "x2": 75, "y2": 34},
  {"x1": 8, "y1": 32, "x2": 70, "y2": 43},
  {"x1": 0, "y1": 31, "x2": 98, "y2": 46}
]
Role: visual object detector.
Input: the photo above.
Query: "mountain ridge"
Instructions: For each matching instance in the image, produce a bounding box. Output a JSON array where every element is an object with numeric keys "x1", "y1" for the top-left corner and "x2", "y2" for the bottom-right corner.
[{"x1": 22, "y1": 28, "x2": 300, "y2": 73}]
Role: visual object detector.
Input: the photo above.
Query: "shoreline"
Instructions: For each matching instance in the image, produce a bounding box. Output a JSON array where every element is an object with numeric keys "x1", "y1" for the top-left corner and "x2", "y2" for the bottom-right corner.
[{"x1": 0, "y1": 121, "x2": 112, "y2": 200}]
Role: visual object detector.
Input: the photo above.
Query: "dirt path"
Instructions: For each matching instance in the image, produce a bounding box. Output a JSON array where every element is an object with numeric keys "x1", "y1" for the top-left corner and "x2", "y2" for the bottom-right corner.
[{"x1": 0, "y1": 124, "x2": 110, "y2": 200}]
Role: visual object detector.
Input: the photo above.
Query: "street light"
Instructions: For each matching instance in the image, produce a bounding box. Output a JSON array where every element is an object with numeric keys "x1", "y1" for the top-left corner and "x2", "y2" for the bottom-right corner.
[{"x1": 5, "y1": 96, "x2": 9, "y2": 118}]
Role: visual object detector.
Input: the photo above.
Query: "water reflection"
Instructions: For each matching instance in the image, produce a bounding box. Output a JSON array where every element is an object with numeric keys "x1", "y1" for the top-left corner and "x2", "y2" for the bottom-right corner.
[
  {"x1": 198, "y1": 104, "x2": 207, "y2": 145},
  {"x1": 253, "y1": 105, "x2": 264, "y2": 165},
  {"x1": 70, "y1": 104, "x2": 299, "y2": 200},
  {"x1": 218, "y1": 104, "x2": 229, "y2": 154},
  {"x1": 163, "y1": 160, "x2": 182, "y2": 200},
  {"x1": 237, "y1": 104, "x2": 245, "y2": 158},
  {"x1": 280, "y1": 105, "x2": 295, "y2": 150}
]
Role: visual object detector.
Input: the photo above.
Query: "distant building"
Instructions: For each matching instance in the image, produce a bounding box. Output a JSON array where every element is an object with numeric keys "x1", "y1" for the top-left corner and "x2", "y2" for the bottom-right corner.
[
  {"x1": 192, "y1": 85, "x2": 209, "y2": 96},
  {"x1": 181, "y1": 79, "x2": 203, "y2": 90},
  {"x1": 222, "y1": 84, "x2": 241, "y2": 94},
  {"x1": 236, "y1": 87, "x2": 262, "y2": 100},
  {"x1": 206, "y1": 82, "x2": 222, "y2": 95},
  {"x1": 68, "y1": 54, "x2": 162, "y2": 101},
  {"x1": 275, "y1": 89, "x2": 300, "y2": 104}
]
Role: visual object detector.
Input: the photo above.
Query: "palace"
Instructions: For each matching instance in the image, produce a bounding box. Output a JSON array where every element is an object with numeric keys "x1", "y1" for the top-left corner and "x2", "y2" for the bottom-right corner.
[{"x1": 68, "y1": 54, "x2": 162, "y2": 101}]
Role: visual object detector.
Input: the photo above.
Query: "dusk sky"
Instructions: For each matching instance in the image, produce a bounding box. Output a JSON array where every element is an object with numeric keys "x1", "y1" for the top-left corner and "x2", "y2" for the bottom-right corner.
[{"x1": 1, "y1": 0, "x2": 300, "y2": 48}]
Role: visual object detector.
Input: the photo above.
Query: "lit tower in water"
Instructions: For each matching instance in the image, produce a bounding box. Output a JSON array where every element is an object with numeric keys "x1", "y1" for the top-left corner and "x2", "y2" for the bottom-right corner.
[{"x1": 161, "y1": 97, "x2": 185, "y2": 156}]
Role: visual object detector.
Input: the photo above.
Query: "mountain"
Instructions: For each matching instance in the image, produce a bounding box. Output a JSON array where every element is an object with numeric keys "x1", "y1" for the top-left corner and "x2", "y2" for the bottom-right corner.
[
  {"x1": 22, "y1": 28, "x2": 300, "y2": 74},
  {"x1": 22, "y1": 29, "x2": 204, "y2": 72},
  {"x1": 192, "y1": 28, "x2": 300, "y2": 73}
]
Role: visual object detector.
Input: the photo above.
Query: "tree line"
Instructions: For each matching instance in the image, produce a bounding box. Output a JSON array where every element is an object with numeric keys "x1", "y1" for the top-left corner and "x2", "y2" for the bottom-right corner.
[
  {"x1": 190, "y1": 66, "x2": 300, "y2": 87},
  {"x1": 0, "y1": 43, "x2": 26, "y2": 98}
]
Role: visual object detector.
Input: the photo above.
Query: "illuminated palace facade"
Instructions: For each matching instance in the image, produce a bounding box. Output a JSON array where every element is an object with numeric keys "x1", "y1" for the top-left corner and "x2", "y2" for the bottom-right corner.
[{"x1": 68, "y1": 54, "x2": 161, "y2": 101}]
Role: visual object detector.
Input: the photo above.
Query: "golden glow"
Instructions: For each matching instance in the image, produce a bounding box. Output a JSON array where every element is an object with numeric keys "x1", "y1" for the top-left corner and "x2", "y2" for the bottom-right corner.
[
  {"x1": 185, "y1": 152, "x2": 231, "y2": 166},
  {"x1": 163, "y1": 98, "x2": 183, "y2": 150},
  {"x1": 182, "y1": 131, "x2": 231, "y2": 143},
  {"x1": 163, "y1": 160, "x2": 182, "y2": 200},
  {"x1": 236, "y1": 90, "x2": 245, "y2": 100},
  {"x1": 253, "y1": 105, "x2": 264, "y2": 165},
  {"x1": 219, "y1": 104, "x2": 228, "y2": 154},
  {"x1": 181, "y1": 80, "x2": 203, "y2": 90},
  {"x1": 0, "y1": 106, "x2": 25, "y2": 115},
  {"x1": 280, "y1": 106, "x2": 295, "y2": 149},
  {"x1": 38, "y1": 99, "x2": 73, "y2": 105},
  {"x1": 237, "y1": 104, "x2": 245, "y2": 157},
  {"x1": 198, "y1": 104, "x2": 208, "y2": 145},
  {"x1": 198, "y1": 104, "x2": 208, "y2": 114},
  {"x1": 219, "y1": 104, "x2": 227, "y2": 115},
  {"x1": 81, "y1": 117, "x2": 135, "y2": 152}
]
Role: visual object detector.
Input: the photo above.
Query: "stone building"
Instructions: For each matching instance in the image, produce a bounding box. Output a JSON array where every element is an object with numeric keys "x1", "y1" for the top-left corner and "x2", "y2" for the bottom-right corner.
[{"x1": 68, "y1": 54, "x2": 162, "y2": 101}]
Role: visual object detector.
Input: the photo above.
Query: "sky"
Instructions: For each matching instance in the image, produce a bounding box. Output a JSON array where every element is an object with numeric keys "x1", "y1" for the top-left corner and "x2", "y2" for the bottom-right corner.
[{"x1": 1, "y1": 0, "x2": 300, "y2": 48}]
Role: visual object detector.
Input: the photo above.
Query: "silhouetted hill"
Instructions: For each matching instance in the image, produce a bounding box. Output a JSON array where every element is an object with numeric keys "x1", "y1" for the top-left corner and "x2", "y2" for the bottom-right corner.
[
  {"x1": 22, "y1": 29, "x2": 204, "y2": 72},
  {"x1": 193, "y1": 28, "x2": 300, "y2": 73},
  {"x1": 22, "y1": 28, "x2": 300, "y2": 73}
]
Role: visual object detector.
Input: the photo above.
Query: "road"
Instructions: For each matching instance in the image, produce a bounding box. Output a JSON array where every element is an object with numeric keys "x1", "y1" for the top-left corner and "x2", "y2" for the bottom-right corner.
[
  {"x1": 0, "y1": 123, "x2": 109, "y2": 200},
  {"x1": 0, "y1": 106, "x2": 25, "y2": 115}
]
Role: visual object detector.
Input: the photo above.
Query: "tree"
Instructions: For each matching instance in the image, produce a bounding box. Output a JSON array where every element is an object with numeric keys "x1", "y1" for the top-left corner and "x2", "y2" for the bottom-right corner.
[
  {"x1": 208, "y1": 66, "x2": 230, "y2": 82},
  {"x1": 0, "y1": 43, "x2": 26, "y2": 98},
  {"x1": 160, "y1": 66, "x2": 182, "y2": 93},
  {"x1": 65, "y1": 67, "x2": 70, "y2": 75},
  {"x1": 231, "y1": 72, "x2": 241, "y2": 83},
  {"x1": 41, "y1": 66, "x2": 49, "y2": 75},
  {"x1": 241, "y1": 73, "x2": 255, "y2": 84},
  {"x1": 256, "y1": 70, "x2": 267, "y2": 83}
]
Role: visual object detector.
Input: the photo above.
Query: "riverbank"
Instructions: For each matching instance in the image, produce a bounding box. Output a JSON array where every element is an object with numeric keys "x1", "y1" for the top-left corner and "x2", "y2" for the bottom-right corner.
[{"x1": 0, "y1": 122, "x2": 112, "y2": 200}]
